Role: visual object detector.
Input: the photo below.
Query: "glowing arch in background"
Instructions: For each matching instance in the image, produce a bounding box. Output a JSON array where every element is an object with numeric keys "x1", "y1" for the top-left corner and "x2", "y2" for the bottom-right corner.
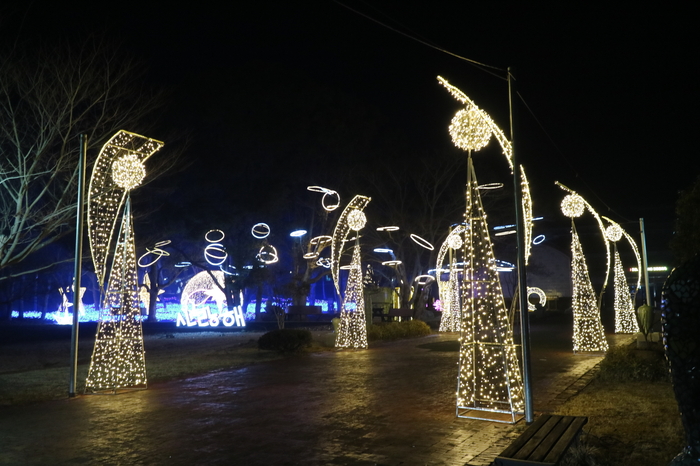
[
  {"x1": 88, "y1": 130, "x2": 164, "y2": 287},
  {"x1": 330, "y1": 194, "x2": 371, "y2": 294},
  {"x1": 438, "y1": 76, "x2": 533, "y2": 263}
]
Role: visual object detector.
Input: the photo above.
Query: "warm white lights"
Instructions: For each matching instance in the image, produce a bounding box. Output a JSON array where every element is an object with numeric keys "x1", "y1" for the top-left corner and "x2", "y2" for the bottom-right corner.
[
  {"x1": 347, "y1": 209, "x2": 367, "y2": 231},
  {"x1": 330, "y1": 195, "x2": 371, "y2": 294},
  {"x1": 178, "y1": 270, "x2": 245, "y2": 327},
  {"x1": 605, "y1": 224, "x2": 623, "y2": 242},
  {"x1": 410, "y1": 233, "x2": 435, "y2": 251},
  {"x1": 449, "y1": 107, "x2": 492, "y2": 151},
  {"x1": 111, "y1": 153, "x2": 146, "y2": 190},
  {"x1": 335, "y1": 244, "x2": 368, "y2": 349},
  {"x1": 251, "y1": 223, "x2": 271, "y2": 239},
  {"x1": 526, "y1": 287, "x2": 547, "y2": 311},
  {"x1": 561, "y1": 194, "x2": 585, "y2": 218}
]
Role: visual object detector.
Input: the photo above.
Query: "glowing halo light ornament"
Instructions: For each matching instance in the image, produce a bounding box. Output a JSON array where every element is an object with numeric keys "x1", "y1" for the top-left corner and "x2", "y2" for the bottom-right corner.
[
  {"x1": 307, "y1": 185, "x2": 341, "y2": 212},
  {"x1": 410, "y1": 233, "x2": 435, "y2": 251},
  {"x1": 85, "y1": 130, "x2": 164, "y2": 394},
  {"x1": 414, "y1": 275, "x2": 435, "y2": 286},
  {"x1": 137, "y1": 240, "x2": 171, "y2": 268},
  {"x1": 257, "y1": 244, "x2": 279, "y2": 264},
  {"x1": 376, "y1": 226, "x2": 400, "y2": 232},
  {"x1": 251, "y1": 223, "x2": 271, "y2": 239},
  {"x1": 532, "y1": 235, "x2": 545, "y2": 245},
  {"x1": 382, "y1": 260, "x2": 402, "y2": 266},
  {"x1": 204, "y1": 243, "x2": 227, "y2": 266},
  {"x1": 526, "y1": 287, "x2": 547, "y2": 311},
  {"x1": 205, "y1": 229, "x2": 225, "y2": 243}
]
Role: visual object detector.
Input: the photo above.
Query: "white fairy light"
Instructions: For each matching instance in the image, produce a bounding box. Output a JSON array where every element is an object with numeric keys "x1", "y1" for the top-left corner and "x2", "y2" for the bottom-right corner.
[
  {"x1": 335, "y1": 244, "x2": 368, "y2": 349},
  {"x1": 137, "y1": 240, "x2": 171, "y2": 268},
  {"x1": 330, "y1": 195, "x2": 371, "y2": 294},
  {"x1": 376, "y1": 226, "x2": 400, "y2": 232},
  {"x1": 561, "y1": 194, "x2": 585, "y2": 218},
  {"x1": 447, "y1": 233, "x2": 463, "y2": 250},
  {"x1": 613, "y1": 248, "x2": 638, "y2": 334},
  {"x1": 526, "y1": 287, "x2": 547, "y2": 311},
  {"x1": 347, "y1": 209, "x2": 367, "y2": 231},
  {"x1": 251, "y1": 223, "x2": 271, "y2": 239},
  {"x1": 204, "y1": 243, "x2": 227, "y2": 266},
  {"x1": 205, "y1": 229, "x2": 225, "y2": 243},
  {"x1": 257, "y1": 244, "x2": 279, "y2": 264},
  {"x1": 605, "y1": 224, "x2": 623, "y2": 242},
  {"x1": 111, "y1": 153, "x2": 146, "y2": 190}
]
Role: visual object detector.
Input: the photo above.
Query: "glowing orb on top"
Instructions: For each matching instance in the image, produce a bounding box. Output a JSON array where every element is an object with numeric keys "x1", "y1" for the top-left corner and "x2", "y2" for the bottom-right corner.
[
  {"x1": 561, "y1": 194, "x2": 585, "y2": 218},
  {"x1": 446, "y1": 232, "x2": 463, "y2": 250},
  {"x1": 605, "y1": 224, "x2": 623, "y2": 242},
  {"x1": 347, "y1": 210, "x2": 367, "y2": 231},
  {"x1": 449, "y1": 107, "x2": 492, "y2": 151},
  {"x1": 111, "y1": 153, "x2": 146, "y2": 190}
]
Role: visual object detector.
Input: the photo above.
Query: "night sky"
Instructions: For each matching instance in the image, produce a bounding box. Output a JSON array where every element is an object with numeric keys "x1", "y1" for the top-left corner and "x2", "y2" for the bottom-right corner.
[{"x1": 3, "y1": 2, "x2": 697, "y2": 267}]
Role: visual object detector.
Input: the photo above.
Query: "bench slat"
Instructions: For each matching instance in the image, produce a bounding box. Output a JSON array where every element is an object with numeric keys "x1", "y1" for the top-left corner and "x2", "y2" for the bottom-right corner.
[
  {"x1": 514, "y1": 415, "x2": 564, "y2": 459},
  {"x1": 528, "y1": 416, "x2": 575, "y2": 461},
  {"x1": 543, "y1": 416, "x2": 588, "y2": 463},
  {"x1": 498, "y1": 414, "x2": 553, "y2": 459}
]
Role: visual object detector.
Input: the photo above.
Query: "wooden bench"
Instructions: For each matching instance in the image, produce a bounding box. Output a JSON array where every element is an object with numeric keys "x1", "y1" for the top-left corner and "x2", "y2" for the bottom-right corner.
[{"x1": 494, "y1": 414, "x2": 588, "y2": 466}]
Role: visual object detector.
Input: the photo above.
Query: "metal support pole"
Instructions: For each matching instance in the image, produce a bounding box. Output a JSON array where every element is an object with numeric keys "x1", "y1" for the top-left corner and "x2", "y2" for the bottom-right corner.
[
  {"x1": 508, "y1": 67, "x2": 534, "y2": 423},
  {"x1": 69, "y1": 134, "x2": 87, "y2": 397},
  {"x1": 639, "y1": 218, "x2": 652, "y2": 306}
]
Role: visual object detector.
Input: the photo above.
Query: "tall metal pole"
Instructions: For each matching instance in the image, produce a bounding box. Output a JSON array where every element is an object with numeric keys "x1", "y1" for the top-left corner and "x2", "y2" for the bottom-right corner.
[
  {"x1": 69, "y1": 134, "x2": 87, "y2": 397},
  {"x1": 508, "y1": 67, "x2": 534, "y2": 423},
  {"x1": 639, "y1": 218, "x2": 652, "y2": 306}
]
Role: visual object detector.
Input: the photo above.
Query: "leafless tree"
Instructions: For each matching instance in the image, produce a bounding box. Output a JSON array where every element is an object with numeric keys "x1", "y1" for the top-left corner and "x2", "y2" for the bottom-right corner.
[{"x1": 0, "y1": 40, "x2": 164, "y2": 282}]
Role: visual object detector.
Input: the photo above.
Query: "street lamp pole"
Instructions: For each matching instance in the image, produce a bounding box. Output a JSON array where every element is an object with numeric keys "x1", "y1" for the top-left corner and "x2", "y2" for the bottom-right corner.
[
  {"x1": 508, "y1": 68, "x2": 534, "y2": 423},
  {"x1": 69, "y1": 134, "x2": 87, "y2": 397}
]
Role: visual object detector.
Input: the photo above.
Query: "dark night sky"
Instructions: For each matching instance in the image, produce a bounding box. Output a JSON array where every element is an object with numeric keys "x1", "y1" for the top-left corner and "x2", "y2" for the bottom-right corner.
[{"x1": 3, "y1": 2, "x2": 697, "y2": 266}]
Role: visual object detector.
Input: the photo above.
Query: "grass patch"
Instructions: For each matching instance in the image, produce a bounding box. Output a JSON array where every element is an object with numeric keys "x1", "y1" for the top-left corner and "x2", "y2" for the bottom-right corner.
[{"x1": 554, "y1": 344, "x2": 684, "y2": 465}]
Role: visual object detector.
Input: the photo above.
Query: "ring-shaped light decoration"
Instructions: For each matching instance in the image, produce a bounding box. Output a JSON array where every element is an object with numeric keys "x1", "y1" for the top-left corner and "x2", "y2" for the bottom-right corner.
[
  {"x1": 111, "y1": 153, "x2": 146, "y2": 190},
  {"x1": 204, "y1": 243, "x2": 227, "y2": 266},
  {"x1": 251, "y1": 223, "x2": 270, "y2": 239},
  {"x1": 339, "y1": 264, "x2": 355, "y2": 270},
  {"x1": 382, "y1": 260, "x2": 403, "y2": 266},
  {"x1": 561, "y1": 194, "x2": 585, "y2": 218},
  {"x1": 303, "y1": 252, "x2": 319, "y2": 260},
  {"x1": 414, "y1": 274, "x2": 435, "y2": 286},
  {"x1": 347, "y1": 209, "x2": 367, "y2": 231},
  {"x1": 410, "y1": 233, "x2": 435, "y2": 251},
  {"x1": 316, "y1": 258, "x2": 331, "y2": 268},
  {"x1": 527, "y1": 287, "x2": 547, "y2": 311},
  {"x1": 532, "y1": 235, "x2": 546, "y2": 245},
  {"x1": 376, "y1": 226, "x2": 400, "y2": 232},
  {"x1": 205, "y1": 229, "x2": 225, "y2": 243},
  {"x1": 137, "y1": 239, "x2": 172, "y2": 268},
  {"x1": 477, "y1": 182, "x2": 504, "y2": 190},
  {"x1": 220, "y1": 264, "x2": 238, "y2": 276},
  {"x1": 175, "y1": 261, "x2": 192, "y2": 268},
  {"x1": 605, "y1": 224, "x2": 623, "y2": 242},
  {"x1": 309, "y1": 235, "x2": 332, "y2": 247},
  {"x1": 257, "y1": 245, "x2": 279, "y2": 264},
  {"x1": 307, "y1": 185, "x2": 331, "y2": 193},
  {"x1": 322, "y1": 190, "x2": 340, "y2": 211}
]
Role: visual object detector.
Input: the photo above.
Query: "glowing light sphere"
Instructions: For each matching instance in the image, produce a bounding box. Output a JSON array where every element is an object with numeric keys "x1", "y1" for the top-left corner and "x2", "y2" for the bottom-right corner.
[
  {"x1": 111, "y1": 153, "x2": 146, "y2": 190},
  {"x1": 527, "y1": 287, "x2": 547, "y2": 311},
  {"x1": 347, "y1": 209, "x2": 367, "y2": 231},
  {"x1": 561, "y1": 194, "x2": 585, "y2": 218},
  {"x1": 605, "y1": 224, "x2": 623, "y2": 242},
  {"x1": 251, "y1": 223, "x2": 270, "y2": 239},
  {"x1": 447, "y1": 232, "x2": 463, "y2": 250},
  {"x1": 449, "y1": 107, "x2": 492, "y2": 151}
]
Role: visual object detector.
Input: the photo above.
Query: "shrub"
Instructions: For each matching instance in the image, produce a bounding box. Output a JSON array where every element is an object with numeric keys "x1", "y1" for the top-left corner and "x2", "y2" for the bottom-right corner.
[
  {"x1": 598, "y1": 344, "x2": 669, "y2": 382},
  {"x1": 366, "y1": 320, "x2": 432, "y2": 342},
  {"x1": 258, "y1": 329, "x2": 312, "y2": 353}
]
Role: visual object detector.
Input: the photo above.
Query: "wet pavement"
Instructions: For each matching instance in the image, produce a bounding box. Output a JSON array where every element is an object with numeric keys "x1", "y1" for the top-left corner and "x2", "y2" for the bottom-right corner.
[{"x1": 0, "y1": 313, "x2": 632, "y2": 466}]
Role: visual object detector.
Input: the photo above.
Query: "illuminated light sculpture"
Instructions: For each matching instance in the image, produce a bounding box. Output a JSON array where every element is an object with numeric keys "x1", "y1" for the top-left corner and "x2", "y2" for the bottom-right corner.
[
  {"x1": 436, "y1": 226, "x2": 466, "y2": 333},
  {"x1": 335, "y1": 244, "x2": 369, "y2": 349},
  {"x1": 138, "y1": 272, "x2": 164, "y2": 314},
  {"x1": 376, "y1": 226, "x2": 400, "y2": 232},
  {"x1": 307, "y1": 185, "x2": 340, "y2": 211},
  {"x1": 560, "y1": 190, "x2": 609, "y2": 353},
  {"x1": 439, "y1": 77, "x2": 524, "y2": 422},
  {"x1": 526, "y1": 287, "x2": 547, "y2": 311},
  {"x1": 85, "y1": 130, "x2": 163, "y2": 394},
  {"x1": 251, "y1": 223, "x2": 271, "y2": 239},
  {"x1": 204, "y1": 243, "x2": 227, "y2": 266},
  {"x1": 55, "y1": 286, "x2": 86, "y2": 325},
  {"x1": 604, "y1": 220, "x2": 640, "y2": 334},
  {"x1": 382, "y1": 260, "x2": 402, "y2": 266},
  {"x1": 137, "y1": 240, "x2": 171, "y2": 268},
  {"x1": 410, "y1": 233, "x2": 435, "y2": 251},
  {"x1": 177, "y1": 270, "x2": 245, "y2": 327},
  {"x1": 205, "y1": 229, "x2": 225, "y2": 243},
  {"x1": 330, "y1": 195, "x2": 371, "y2": 294}
]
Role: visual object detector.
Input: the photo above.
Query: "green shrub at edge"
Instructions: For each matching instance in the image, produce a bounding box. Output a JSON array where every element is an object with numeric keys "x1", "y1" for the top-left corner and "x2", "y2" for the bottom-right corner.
[{"x1": 258, "y1": 329, "x2": 313, "y2": 353}]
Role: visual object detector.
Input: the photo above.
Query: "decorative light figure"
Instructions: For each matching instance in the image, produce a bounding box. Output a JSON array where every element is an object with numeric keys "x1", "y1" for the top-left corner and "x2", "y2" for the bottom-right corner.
[
  {"x1": 335, "y1": 243, "x2": 368, "y2": 349},
  {"x1": 561, "y1": 194, "x2": 585, "y2": 218},
  {"x1": 251, "y1": 223, "x2": 271, "y2": 239},
  {"x1": 604, "y1": 219, "x2": 640, "y2": 334},
  {"x1": 526, "y1": 287, "x2": 547, "y2": 311},
  {"x1": 330, "y1": 195, "x2": 371, "y2": 294},
  {"x1": 347, "y1": 209, "x2": 367, "y2": 231},
  {"x1": 409, "y1": 233, "x2": 435, "y2": 251},
  {"x1": 436, "y1": 226, "x2": 465, "y2": 333},
  {"x1": 85, "y1": 130, "x2": 163, "y2": 394},
  {"x1": 439, "y1": 77, "x2": 524, "y2": 422}
]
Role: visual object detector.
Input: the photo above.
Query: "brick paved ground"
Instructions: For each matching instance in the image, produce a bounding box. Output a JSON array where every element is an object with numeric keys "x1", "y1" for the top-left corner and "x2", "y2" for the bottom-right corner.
[{"x1": 0, "y1": 312, "x2": 633, "y2": 466}]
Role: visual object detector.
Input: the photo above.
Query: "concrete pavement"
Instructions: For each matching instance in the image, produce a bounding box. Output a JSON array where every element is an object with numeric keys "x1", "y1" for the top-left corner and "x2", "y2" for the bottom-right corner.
[{"x1": 0, "y1": 312, "x2": 632, "y2": 466}]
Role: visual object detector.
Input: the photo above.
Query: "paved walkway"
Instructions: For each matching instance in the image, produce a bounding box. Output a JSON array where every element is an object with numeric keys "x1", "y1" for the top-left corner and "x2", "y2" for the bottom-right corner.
[{"x1": 0, "y1": 313, "x2": 632, "y2": 466}]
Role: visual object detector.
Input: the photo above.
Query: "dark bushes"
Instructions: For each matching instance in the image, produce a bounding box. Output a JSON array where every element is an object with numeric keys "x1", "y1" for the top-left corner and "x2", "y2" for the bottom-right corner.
[
  {"x1": 258, "y1": 329, "x2": 313, "y2": 353},
  {"x1": 598, "y1": 344, "x2": 669, "y2": 382},
  {"x1": 366, "y1": 320, "x2": 432, "y2": 342}
]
